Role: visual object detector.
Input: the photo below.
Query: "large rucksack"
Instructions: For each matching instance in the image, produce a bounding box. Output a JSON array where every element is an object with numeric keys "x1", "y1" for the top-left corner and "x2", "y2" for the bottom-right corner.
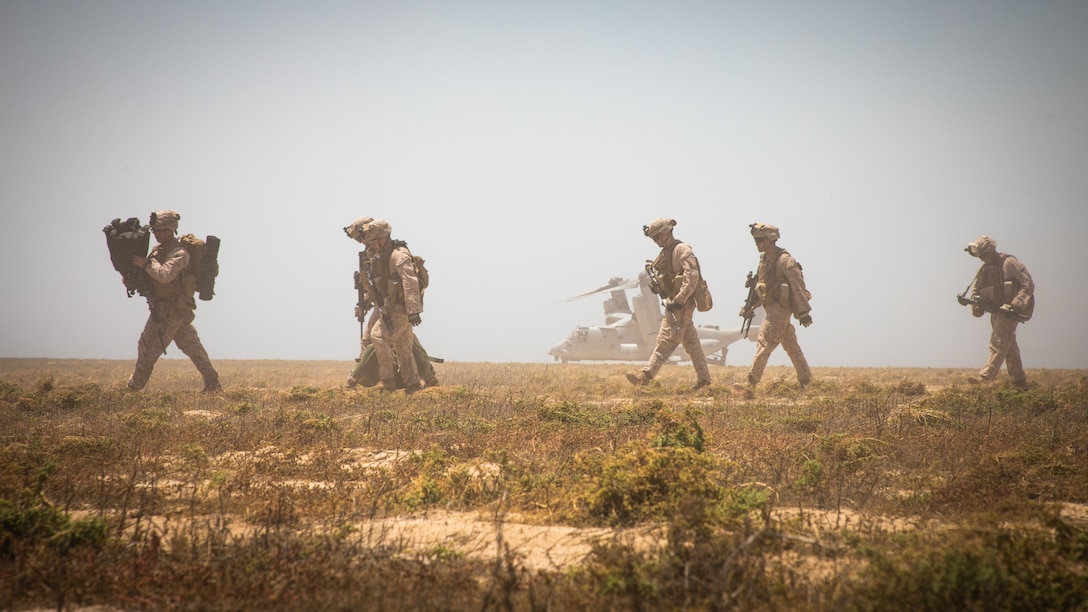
[
  {"x1": 177, "y1": 234, "x2": 221, "y2": 301},
  {"x1": 103, "y1": 217, "x2": 151, "y2": 297}
]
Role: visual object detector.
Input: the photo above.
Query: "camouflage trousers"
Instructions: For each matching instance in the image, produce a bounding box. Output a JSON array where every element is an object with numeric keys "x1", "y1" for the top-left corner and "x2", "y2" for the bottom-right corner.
[
  {"x1": 642, "y1": 301, "x2": 711, "y2": 383},
  {"x1": 372, "y1": 309, "x2": 420, "y2": 389},
  {"x1": 748, "y1": 302, "x2": 811, "y2": 385},
  {"x1": 979, "y1": 313, "x2": 1025, "y2": 383},
  {"x1": 128, "y1": 308, "x2": 219, "y2": 390}
]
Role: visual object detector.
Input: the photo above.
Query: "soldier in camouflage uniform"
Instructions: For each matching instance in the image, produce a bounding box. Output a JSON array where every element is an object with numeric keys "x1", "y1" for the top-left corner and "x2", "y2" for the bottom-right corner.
[
  {"x1": 741, "y1": 223, "x2": 812, "y2": 388},
  {"x1": 355, "y1": 219, "x2": 427, "y2": 393},
  {"x1": 626, "y1": 218, "x2": 712, "y2": 391},
  {"x1": 343, "y1": 216, "x2": 438, "y2": 389},
  {"x1": 127, "y1": 210, "x2": 221, "y2": 392},
  {"x1": 344, "y1": 216, "x2": 380, "y2": 350},
  {"x1": 964, "y1": 235, "x2": 1034, "y2": 386}
]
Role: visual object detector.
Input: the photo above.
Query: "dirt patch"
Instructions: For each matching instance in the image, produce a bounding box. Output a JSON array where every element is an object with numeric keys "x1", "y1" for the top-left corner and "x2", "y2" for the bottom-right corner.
[{"x1": 352, "y1": 510, "x2": 661, "y2": 571}]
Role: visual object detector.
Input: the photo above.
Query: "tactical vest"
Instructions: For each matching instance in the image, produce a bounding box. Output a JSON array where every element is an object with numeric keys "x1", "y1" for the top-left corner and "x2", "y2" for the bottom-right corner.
[
  {"x1": 651, "y1": 240, "x2": 683, "y2": 299},
  {"x1": 755, "y1": 247, "x2": 786, "y2": 305},
  {"x1": 975, "y1": 253, "x2": 1018, "y2": 306},
  {"x1": 149, "y1": 242, "x2": 197, "y2": 312},
  {"x1": 367, "y1": 239, "x2": 412, "y2": 308}
]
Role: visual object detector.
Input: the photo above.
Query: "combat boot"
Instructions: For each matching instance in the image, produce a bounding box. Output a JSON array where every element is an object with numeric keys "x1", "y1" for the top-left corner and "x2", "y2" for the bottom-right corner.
[{"x1": 625, "y1": 371, "x2": 652, "y2": 386}]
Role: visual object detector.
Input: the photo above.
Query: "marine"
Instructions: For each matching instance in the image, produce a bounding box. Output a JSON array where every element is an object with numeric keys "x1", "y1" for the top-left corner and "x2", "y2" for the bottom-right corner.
[
  {"x1": 961, "y1": 235, "x2": 1034, "y2": 386},
  {"x1": 126, "y1": 210, "x2": 221, "y2": 393},
  {"x1": 739, "y1": 223, "x2": 812, "y2": 388},
  {"x1": 343, "y1": 216, "x2": 439, "y2": 390},
  {"x1": 625, "y1": 217, "x2": 712, "y2": 391}
]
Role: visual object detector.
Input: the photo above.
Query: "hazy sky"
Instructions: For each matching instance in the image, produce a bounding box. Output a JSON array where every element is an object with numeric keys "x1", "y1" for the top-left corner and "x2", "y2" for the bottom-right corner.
[{"x1": 3, "y1": 1, "x2": 1087, "y2": 370}]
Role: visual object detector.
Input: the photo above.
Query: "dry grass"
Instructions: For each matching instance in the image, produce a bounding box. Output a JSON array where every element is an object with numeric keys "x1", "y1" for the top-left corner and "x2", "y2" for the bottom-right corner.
[{"x1": 2, "y1": 359, "x2": 1087, "y2": 610}]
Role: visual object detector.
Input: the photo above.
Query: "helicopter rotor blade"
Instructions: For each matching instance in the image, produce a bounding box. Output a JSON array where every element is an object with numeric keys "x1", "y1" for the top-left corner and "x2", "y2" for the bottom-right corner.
[{"x1": 562, "y1": 276, "x2": 639, "y2": 302}]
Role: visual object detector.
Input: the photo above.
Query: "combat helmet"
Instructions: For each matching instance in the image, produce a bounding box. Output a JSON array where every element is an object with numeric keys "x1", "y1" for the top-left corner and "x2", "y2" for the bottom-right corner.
[
  {"x1": 965, "y1": 235, "x2": 997, "y2": 258},
  {"x1": 344, "y1": 216, "x2": 374, "y2": 242},
  {"x1": 362, "y1": 219, "x2": 392, "y2": 242},
  {"x1": 643, "y1": 217, "x2": 676, "y2": 238},
  {"x1": 749, "y1": 223, "x2": 780, "y2": 241},
  {"x1": 150, "y1": 209, "x2": 180, "y2": 233}
]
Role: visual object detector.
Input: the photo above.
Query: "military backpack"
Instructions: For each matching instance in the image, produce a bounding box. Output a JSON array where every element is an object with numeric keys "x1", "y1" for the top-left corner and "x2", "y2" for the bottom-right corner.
[{"x1": 177, "y1": 233, "x2": 221, "y2": 301}]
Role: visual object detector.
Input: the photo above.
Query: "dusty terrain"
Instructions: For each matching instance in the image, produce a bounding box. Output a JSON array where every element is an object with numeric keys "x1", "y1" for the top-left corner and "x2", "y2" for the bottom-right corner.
[{"x1": 2, "y1": 358, "x2": 1086, "y2": 610}]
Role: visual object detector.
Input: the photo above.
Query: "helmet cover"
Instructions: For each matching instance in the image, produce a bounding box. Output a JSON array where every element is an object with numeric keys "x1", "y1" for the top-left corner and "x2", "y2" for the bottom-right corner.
[
  {"x1": 150, "y1": 209, "x2": 180, "y2": 232},
  {"x1": 344, "y1": 216, "x2": 374, "y2": 241},
  {"x1": 643, "y1": 217, "x2": 676, "y2": 238},
  {"x1": 749, "y1": 223, "x2": 780, "y2": 241}
]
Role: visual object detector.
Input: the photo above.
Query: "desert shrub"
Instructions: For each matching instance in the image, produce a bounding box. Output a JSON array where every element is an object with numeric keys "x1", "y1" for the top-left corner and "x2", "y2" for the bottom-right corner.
[
  {"x1": 765, "y1": 377, "x2": 804, "y2": 397},
  {"x1": 579, "y1": 491, "x2": 780, "y2": 610},
  {"x1": 231, "y1": 401, "x2": 259, "y2": 415},
  {"x1": 776, "y1": 414, "x2": 823, "y2": 433},
  {"x1": 844, "y1": 383, "x2": 907, "y2": 437},
  {"x1": 6, "y1": 382, "x2": 102, "y2": 412},
  {"x1": 930, "y1": 440, "x2": 1088, "y2": 514},
  {"x1": 0, "y1": 453, "x2": 109, "y2": 611},
  {"x1": 616, "y1": 398, "x2": 664, "y2": 426},
  {"x1": 796, "y1": 458, "x2": 824, "y2": 491},
  {"x1": 538, "y1": 400, "x2": 613, "y2": 428},
  {"x1": 794, "y1": 434, "x2": 889, "y2": 510},
  {"x1": 651, "y1": 406, "x2": 706, "y2": 451},
  {"x1": 584, "y1": 444, "x2": 723, "y2": 527},
  {"x1": 848, "y1": 516, "x2": 1088, "y2": 611},
  {"x1": 578, "y1": 414, "x2": 756, "y2": 529},
  {"x1": 0, "y1": 381, "x2": 22, "y2": 403},
  {"x1": 123, "y1": 408, "x2": 170, "y2": 435},
  {"x1": 283, "y1": 384, "x2": 322, "y2": 401}
]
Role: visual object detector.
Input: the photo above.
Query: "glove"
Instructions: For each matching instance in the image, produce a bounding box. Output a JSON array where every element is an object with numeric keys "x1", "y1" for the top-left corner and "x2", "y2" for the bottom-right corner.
[
  {"x1": 409, "y1": 314, "x2": 422, "y2": 326},
  {"x1": 665, "y1": 299, "x2": 684, "y2": 312},
  {"x1": 798, "y1": 313, "x2": 812, "y2": 327}
]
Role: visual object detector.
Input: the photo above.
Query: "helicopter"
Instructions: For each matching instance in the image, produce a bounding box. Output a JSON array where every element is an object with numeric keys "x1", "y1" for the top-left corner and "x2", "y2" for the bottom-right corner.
[{"x1": 549, "y1": 272, "x2": 762, "y2": 365}]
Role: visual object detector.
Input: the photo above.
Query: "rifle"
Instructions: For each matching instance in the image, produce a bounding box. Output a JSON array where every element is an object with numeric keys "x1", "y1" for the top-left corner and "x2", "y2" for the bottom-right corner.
[
  {"x1": 645, "y1": 260, "x2": 683, "y2": 324},
  {"x1": 739, "y1": 271, "x2": 757, "y2": 338},
  {"x1": 956, "y1": 292, "x2": 1029, "y2": 323},
  {"x1": 644, "y1": 260, "x2": 664, "y2": 297},
  {"x1": 354, "y1": 251, "x2": 372, "y2": 336},
  {"x1": 364, "y1": 254, "x2": 393, "y2": 331}
]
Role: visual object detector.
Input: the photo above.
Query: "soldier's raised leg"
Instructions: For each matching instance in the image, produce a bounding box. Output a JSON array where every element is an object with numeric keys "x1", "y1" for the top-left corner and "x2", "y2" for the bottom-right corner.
[
  {"x1": 640, "y1": 312, "x2": 686, "y2": 379},
  {"x1": 173, "y1": 322, "x2": 220, "y2": 392}
]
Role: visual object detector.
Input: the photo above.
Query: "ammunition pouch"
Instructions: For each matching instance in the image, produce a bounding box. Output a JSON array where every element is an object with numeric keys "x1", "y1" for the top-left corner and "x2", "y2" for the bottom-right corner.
[
  {"x1": 755, "y1": 281, "x2": 767, "y2": 304},
  {"x1": 694, "y1": 278, "x2": 713, "y2": 312}
]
